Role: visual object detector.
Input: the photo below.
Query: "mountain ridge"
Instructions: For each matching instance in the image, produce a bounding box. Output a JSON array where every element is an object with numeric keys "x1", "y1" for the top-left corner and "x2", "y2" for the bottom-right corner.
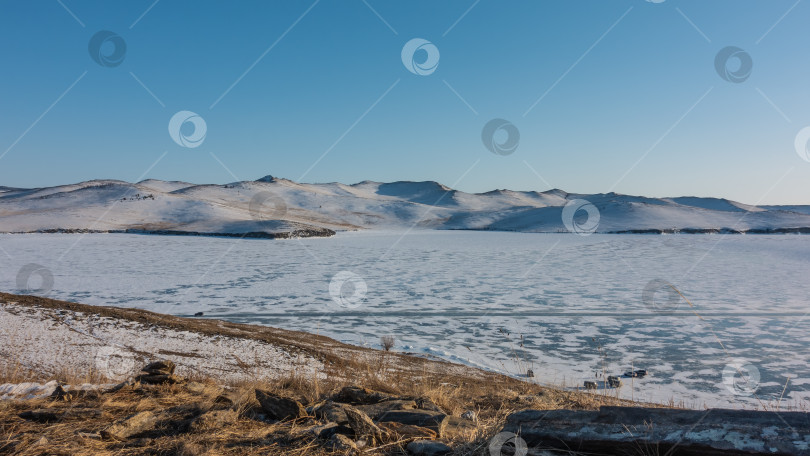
[{"x1": 1, "y1": 176, "x2": 809, "y2": 236}]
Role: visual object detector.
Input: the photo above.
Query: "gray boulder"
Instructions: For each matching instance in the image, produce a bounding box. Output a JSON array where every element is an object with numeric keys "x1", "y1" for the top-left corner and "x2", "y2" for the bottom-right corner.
[
  {"x1": 333, "y1": 386, "x2": 394, "y2": 405},
  {"x1": 345, "y1": 406, "x2": 386, "y2": 444},
  {"x1": 406, "y1": 440, "x2": 453, "y2": 456},
  {"x1": 254, "y1": 389, "x2": 306, "y2": 420},
  {"x1": 356, "y1": 399, "x2": 417, "y2": 420},
  {"x1": 377, "y1": 410, "x2": 448, "y2": 437},
  {"x1": 313, "y1": 401, "x2": 352, "y2": 424}
]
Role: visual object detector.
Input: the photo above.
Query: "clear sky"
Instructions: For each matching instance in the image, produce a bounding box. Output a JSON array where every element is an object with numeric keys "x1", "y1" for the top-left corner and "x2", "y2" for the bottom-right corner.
[{"x1": 1, "y1": 0, "x2": 809, "y2": 204}]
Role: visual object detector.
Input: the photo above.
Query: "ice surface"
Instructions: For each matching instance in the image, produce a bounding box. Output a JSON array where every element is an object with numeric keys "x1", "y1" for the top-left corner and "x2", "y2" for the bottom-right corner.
[{"x1": 2, "y1": 231, "x2": 809, "y2": 409}]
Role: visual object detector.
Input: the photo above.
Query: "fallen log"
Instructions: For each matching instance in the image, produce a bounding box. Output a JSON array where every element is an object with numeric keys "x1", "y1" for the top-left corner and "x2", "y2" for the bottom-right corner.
[{"x1": 502, "y1": 406, "x2": 810, "y2": 455}]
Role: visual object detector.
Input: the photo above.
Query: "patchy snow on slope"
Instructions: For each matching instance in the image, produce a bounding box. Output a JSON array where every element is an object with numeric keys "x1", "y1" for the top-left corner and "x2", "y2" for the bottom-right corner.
[
  {"x1": 0, "y1": 302, "x2": 323, "y2": 384},
  {"x1": 0, "y1": 381, "x2": 114, "y2": 400}
]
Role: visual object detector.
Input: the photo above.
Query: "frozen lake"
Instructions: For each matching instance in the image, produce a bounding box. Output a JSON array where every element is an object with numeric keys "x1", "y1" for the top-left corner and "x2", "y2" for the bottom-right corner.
[{"x1": 2, "y1": 231, "x2": 810, "y2": 409}]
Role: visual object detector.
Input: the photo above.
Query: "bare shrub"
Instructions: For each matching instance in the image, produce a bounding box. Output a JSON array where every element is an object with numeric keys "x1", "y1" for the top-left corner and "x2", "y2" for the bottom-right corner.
[{"x1": 380, "y1": 335, "x2": 395, "y2": 352}]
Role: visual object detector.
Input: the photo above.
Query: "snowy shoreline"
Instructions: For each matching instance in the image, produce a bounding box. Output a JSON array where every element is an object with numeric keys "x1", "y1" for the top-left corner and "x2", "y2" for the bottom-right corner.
[
  {"x1": 5, "y1": 226, "x2": 810, "y2": 239},
  {"x1": 0, "y1": 292, "x2": 503, "y2": 392},
  {"x1": 0, "y1": 227, "x2": 336, "y2": 239}
]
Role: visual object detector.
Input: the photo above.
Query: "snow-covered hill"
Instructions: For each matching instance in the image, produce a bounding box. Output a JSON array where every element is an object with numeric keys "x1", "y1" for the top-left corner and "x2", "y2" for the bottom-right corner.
[{"x1": 1, "y1": 175, "x2": 809, "y2": 235}]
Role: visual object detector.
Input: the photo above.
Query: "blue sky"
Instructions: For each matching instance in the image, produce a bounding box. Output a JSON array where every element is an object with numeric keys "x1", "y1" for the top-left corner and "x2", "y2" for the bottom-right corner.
[{"x1": 1, "y1": 0, "x2": 809, "y2": 204}]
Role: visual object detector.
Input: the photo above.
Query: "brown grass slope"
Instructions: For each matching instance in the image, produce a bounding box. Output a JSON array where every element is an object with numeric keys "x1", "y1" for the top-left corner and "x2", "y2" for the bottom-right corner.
[{"x1": 0, "y1": 293, "x2": 654, "y2": 455}]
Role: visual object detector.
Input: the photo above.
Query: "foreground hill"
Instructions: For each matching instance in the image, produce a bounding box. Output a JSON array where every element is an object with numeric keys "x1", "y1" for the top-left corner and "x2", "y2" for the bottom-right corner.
[
  {"x1": 0, "y1": 292, "x2": 634, "y2": 455},
  {"x1": 2, "y1": 293, "x2": 802, "y2": 455},
  {"x1": 1, "y1": 175, "x2": 809, "y2": 235}
]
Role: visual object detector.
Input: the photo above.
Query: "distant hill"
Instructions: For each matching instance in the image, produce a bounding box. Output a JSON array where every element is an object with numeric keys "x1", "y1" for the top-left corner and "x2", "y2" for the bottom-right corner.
[{"x1": 1, "y1": 176, "x2": 809, "y2": 235}]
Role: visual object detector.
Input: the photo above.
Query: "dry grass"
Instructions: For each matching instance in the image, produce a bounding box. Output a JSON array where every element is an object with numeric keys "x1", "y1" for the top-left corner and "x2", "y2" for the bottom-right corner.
[
  {"x1": 0, "y1": 349, "x2": 644, "y2": 456},
  {"x1": 0, "y1": 292, "x2": 658, "y2": 455}
]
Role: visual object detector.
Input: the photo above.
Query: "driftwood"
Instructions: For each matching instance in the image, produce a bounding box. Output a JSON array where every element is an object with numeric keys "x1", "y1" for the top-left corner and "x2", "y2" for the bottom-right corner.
[{"x1": 502, "y1": 406, "x2": 810, "y2": 455}]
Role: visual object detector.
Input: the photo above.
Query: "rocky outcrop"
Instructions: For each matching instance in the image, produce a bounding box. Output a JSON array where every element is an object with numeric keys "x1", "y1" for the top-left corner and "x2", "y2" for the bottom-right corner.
[
  {"x1": 313, "y1": 400, "x2": 353, "y2": 424},
  {"x1": 333, "y1": 386, "x2": 395, "y2": 404},
  {"x1": 356, "y1": 399, "x2": 418, "y2": 419},
  {"x1": 377, "y1": 410, "x2": 449, "y2": 437},
  {"x1": 254, "y1": 389, "x2": 307, "y2": 420},
  {"x1": 345, "y1": 406, "x2": 387, "y2": 445},
  {"x1": 135, "y1": 359, "x2": 184, "y2": 384},
  {"x1": 18, "y1": 358, "x2": 805, "y2": 456}
]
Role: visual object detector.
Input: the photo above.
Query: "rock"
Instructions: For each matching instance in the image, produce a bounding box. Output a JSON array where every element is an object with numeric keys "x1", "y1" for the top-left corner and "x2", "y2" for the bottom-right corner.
[
  {"x1": 19, "y1": 408, "x2": 101, "y2": 423},
  {"x1": 461, "y1": 410, "x2": 478, "y2": 422},
  {"x1": 406, "y1": 440, "x2": 453, "y2": 456},
  {"x1": 414, "y1": 397, "x2": 445, "y2": 413},
  {"x1": 214, "y1": 390, "x2": 241, "y2": 406},
  {"x1": 101, "y1": 411, "x2": 158, "y2": 440},
  {"x1": 377, "y1": 410, "x2": 448, "y2": 437},
  {"x1": 190, "y1": 409, "x2": 237, "y2": 431},
  {"x1": 19, "y1": 409, "x2": 60, "y2": 423},
  {"x1": 502, "y1": 406, "x2": 810, "y2": 455},
  {"x1": 254, "y1": 389, "x2": 306, "y2": 420},
  {"x1": 300, "y1": 422, "x2": 340, "y2": 440},
  {"x1": 142, "y1": 360, "x2": 175, "y2": 375},
  {"x1": 333, "y1": 386, "x2": 393, "y2": 405},
  {"x1": 328, "y1": 433, "x2": 358, "y2": 452},
  {"x1": 378, "y1": 421, "x2": 437, "y2": 439},
  {"x1": 344, "y1": 406, "x2": 386, "y2": 444},
  {"x1": 135, "y1": 373, "x2": 184, "y2": 385},
  {"x1": 313, "y1": 401, "x2": 353, "y2": 424},
  {"x1": 355, "y1": 399, "x2": 417, "y2": 420}
]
